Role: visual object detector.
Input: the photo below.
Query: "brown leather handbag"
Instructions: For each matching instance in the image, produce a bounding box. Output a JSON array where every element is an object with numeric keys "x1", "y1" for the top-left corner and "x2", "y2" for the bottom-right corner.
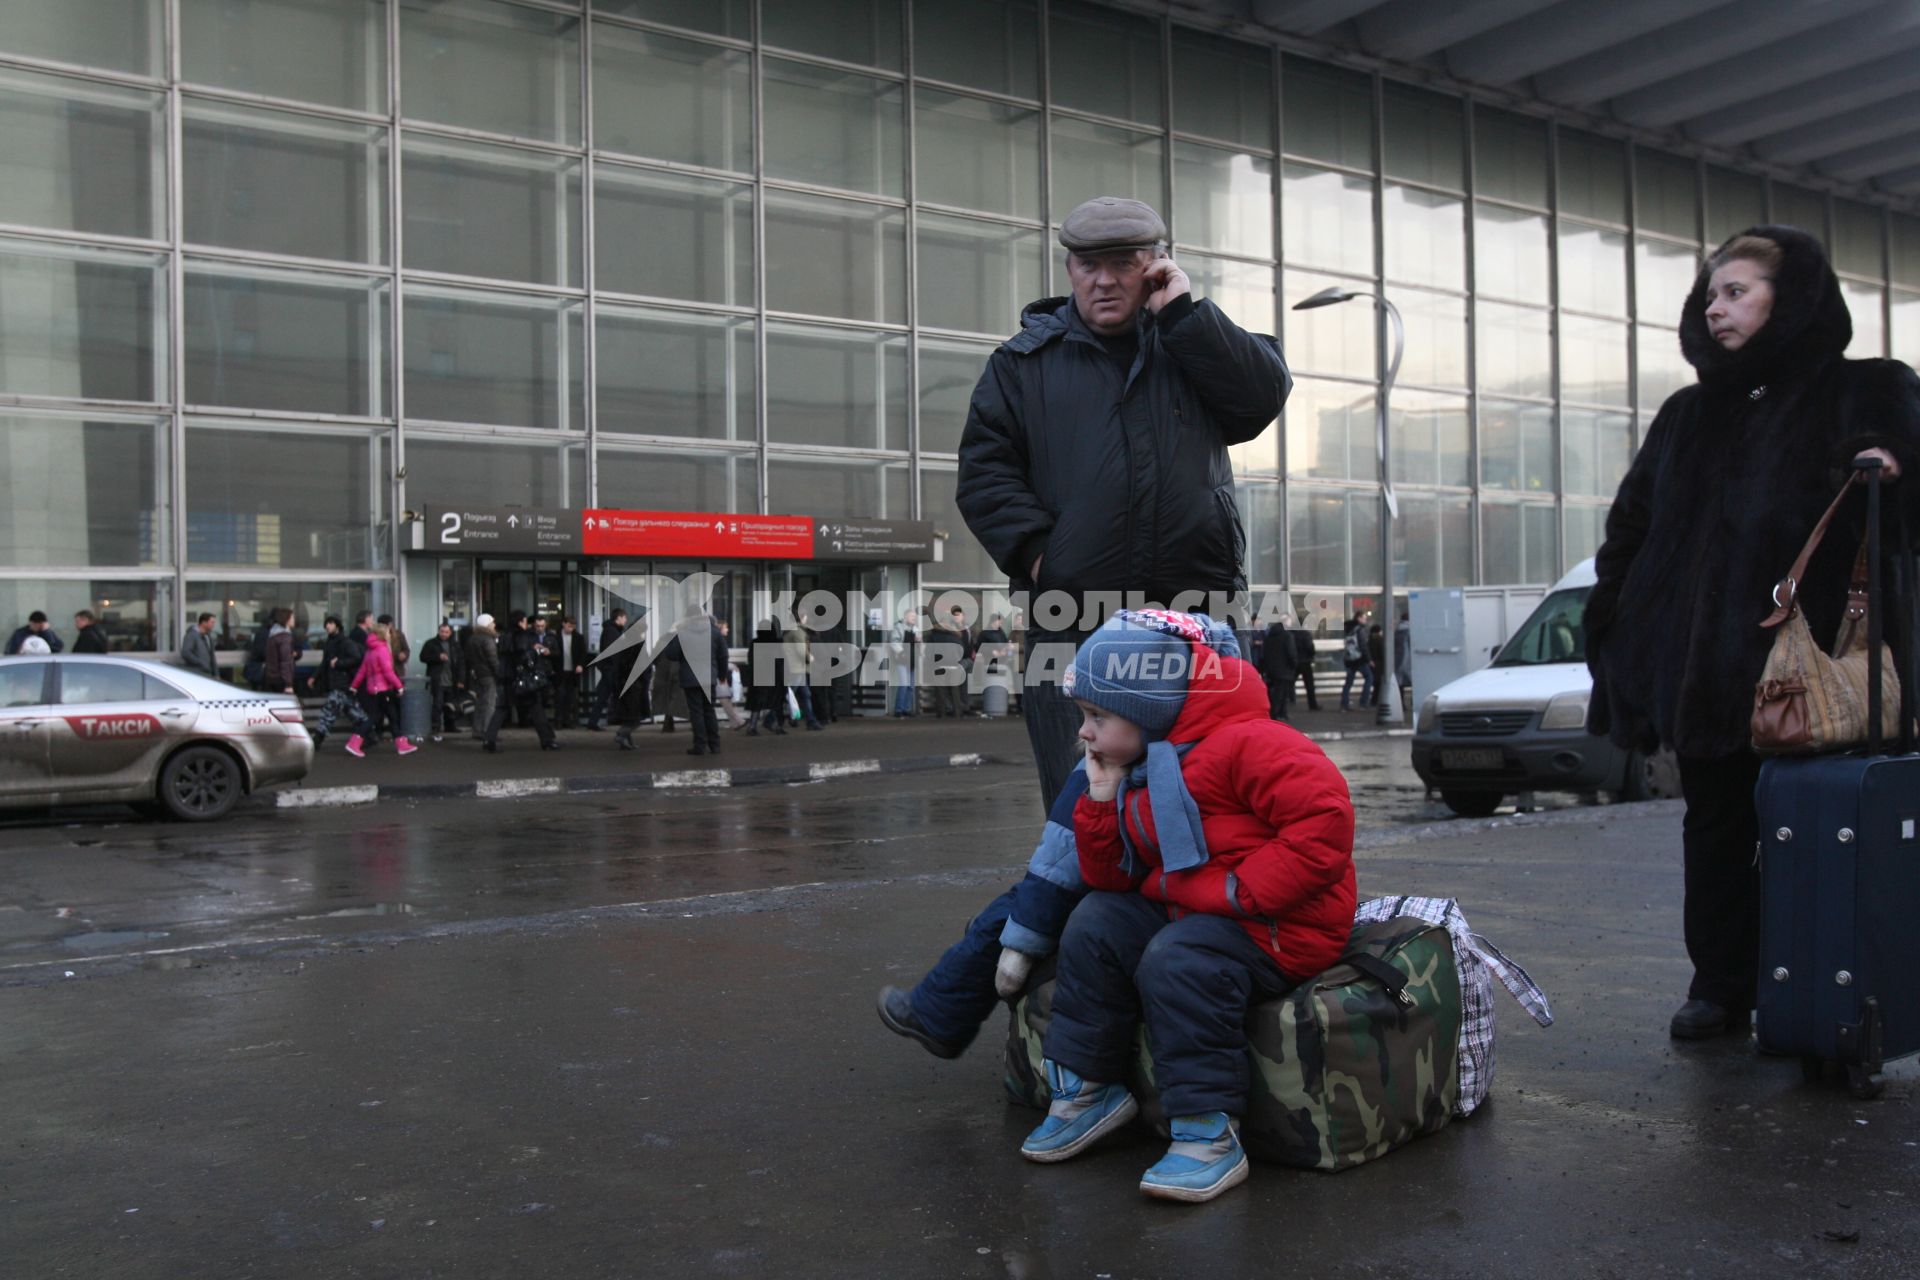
[{"x1": 1752, "y1": 472, "x2": 1901, "y2": 753}]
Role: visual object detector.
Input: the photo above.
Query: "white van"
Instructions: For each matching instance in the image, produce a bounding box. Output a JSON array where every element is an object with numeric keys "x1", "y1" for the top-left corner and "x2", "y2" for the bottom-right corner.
[{"x1": 1409, "y1": 558, "x2": 1676, "y2": 816}]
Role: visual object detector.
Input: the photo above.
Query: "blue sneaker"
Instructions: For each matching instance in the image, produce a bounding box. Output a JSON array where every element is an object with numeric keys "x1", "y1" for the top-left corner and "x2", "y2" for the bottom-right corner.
[
  {"x1": 1020, "y1": 1060, "x2": 1138, "y2": 1163},
  {"x1": 1139, "y1": 1112, "x2": 1249, "y2": 1202}
]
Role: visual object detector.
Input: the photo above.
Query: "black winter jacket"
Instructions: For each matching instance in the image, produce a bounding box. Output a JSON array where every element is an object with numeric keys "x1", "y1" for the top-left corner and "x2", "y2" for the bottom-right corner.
[
  {"x1": 322, "y1": 630, "x2": 363, "y2": 693},
  {"x1": 955, "y1": 293, "x2": 1289, "y2": 604},
  {"x1": 1587, "y1": 224, "x2": 1920, "y2": 759}
]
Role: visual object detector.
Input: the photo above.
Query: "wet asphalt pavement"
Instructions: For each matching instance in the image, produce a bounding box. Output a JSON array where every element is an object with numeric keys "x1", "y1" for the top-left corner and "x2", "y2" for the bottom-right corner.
[{"x1": 2, "y1": 746, "x2": 1915, "y2": 1278}]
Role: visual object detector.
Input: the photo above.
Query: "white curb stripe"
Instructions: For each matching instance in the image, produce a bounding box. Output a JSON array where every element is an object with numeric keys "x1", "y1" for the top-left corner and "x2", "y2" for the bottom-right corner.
[
  {"x1": 278, "y1": 785, "x2": 379, "y2": 808},
  {"x1": 809, "y1": 759, "x2": 880, "y2": 780},
  {"x1": 653, "y1": 769, "x2": 732, "y2": 788},
  {"x1": 476, "y1": 777, "x2": 564, "y2": 799}
]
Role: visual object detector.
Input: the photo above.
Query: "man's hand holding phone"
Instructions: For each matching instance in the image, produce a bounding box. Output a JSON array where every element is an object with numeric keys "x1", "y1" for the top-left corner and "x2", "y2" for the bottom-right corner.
[{"x1": 1143, "y1": 255, "x2": 1190, "y2": 314}]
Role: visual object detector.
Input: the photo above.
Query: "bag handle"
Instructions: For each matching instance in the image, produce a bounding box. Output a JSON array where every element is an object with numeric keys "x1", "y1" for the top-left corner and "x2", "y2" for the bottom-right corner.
[
  {"x1": 1341, "y1": 952, "x2": 1414, "y2": 1008},
  {"x1": 1762, "y1": 471, "x2": 1864, "y2": 628}
]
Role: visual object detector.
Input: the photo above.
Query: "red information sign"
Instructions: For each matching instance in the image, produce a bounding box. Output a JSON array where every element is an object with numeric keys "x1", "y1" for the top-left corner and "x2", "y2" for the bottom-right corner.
[{"x1": 581, "y1": 510, "x2": 815, "y2": 559}]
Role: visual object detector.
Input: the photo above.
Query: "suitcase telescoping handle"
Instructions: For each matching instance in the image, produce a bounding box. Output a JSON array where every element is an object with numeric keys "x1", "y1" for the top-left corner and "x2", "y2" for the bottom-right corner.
[{"x1": 1859, "y1": 455, "x2": 1885, "y2": 751}]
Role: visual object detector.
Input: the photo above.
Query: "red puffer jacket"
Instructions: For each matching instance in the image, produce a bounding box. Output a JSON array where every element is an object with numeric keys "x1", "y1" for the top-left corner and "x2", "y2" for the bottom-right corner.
[{"x1": 1075, "y1": 646, "x2": 1356, "y2": 979}]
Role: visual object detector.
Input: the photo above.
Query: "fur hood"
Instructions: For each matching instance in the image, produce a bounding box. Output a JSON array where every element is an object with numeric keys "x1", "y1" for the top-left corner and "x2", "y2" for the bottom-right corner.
[{"x1": 1678, "y1": 224, "x2": 1852, "y2": 390}]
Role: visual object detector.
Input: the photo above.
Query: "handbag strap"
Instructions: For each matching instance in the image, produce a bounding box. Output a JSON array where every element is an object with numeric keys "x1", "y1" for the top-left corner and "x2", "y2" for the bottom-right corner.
[{"x1": 1761, "y1": 471, "x2": 1865, "y2": 628}]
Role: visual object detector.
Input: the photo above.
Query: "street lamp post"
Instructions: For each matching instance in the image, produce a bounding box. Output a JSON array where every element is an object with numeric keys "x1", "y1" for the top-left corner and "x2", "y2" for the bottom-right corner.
[{"x1": 1291, "y1": 285, "x2": 1405, "y2": 724}]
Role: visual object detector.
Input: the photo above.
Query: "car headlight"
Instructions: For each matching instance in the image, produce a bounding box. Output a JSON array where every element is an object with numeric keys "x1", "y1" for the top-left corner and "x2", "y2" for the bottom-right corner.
[
  {"x1": 1417, "y1": 694, "x2": 1438, "y2": 733},
  {"x1": 1539, "y1": 691, "x2": 1590, "y2": 730}
]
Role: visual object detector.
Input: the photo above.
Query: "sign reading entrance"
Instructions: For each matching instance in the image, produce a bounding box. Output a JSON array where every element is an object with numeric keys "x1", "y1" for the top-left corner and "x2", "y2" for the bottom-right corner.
[
  {"x1": 426, "y1": 505, "x2": 582, "y2": 555},
  {"x1": 425, "y1": 504, "x2": 934, "y2": 561}
]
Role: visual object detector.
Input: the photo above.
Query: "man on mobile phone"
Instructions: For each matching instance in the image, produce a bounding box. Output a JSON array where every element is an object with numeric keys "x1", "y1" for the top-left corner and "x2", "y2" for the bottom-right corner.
[{"x1": 955, "y1": 196, "x2": 1290, "y2": 811}]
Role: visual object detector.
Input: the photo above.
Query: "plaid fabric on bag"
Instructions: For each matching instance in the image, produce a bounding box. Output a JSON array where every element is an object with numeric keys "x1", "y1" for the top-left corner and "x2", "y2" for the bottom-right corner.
[{"x1": 1353, "y1": 895, "x2": 1553, "y2": 1116}]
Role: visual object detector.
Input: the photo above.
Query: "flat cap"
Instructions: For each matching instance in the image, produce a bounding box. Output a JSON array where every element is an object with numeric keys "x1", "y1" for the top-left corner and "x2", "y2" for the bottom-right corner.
[{"x1": 1058, "y1": 196, "x2": 1167, "y2": 253}]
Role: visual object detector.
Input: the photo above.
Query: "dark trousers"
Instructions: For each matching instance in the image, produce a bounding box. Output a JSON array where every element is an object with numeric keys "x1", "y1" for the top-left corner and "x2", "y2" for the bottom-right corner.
[
  {"x1": 356, "y1": 689, "x2": 397, "y2": 739},
  {"x1": 907, "y1": 874, "x2": 1085, "y2": 1048},
  {"x1": 1045, "y1": 891, "x2": 1294, "y2": 1119},
  {"x1": 1022, "y1": 627, "x2": 1095, "y2": 815},
  {"x1": 487, "y1": 692, "x2": 553, "y2": 748},
  {"x1": 429, "y1": 682, "x2": 458, "y2": 732},
  {"x1": 1677, "y1": 751, "x2": 1765, "y2": 1011},
  {"x1": 554, "y1": 672, "x2": 580, "y2": 727},
  {"x1": 1295, "y1": 662, "x2": 1320, "y2": 710},
  {"x1": 684, "y1": 684, "x2": 720, "y2": 751},
  {"x1": 1266, "y1": 678, "x2": 1291, "y2": 720}
]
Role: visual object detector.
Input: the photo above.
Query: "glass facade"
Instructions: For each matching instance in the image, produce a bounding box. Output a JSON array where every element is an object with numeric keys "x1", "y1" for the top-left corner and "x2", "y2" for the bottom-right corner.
[{"x1": 3, "y1": 0, "x2": 1919, "y2": 652}]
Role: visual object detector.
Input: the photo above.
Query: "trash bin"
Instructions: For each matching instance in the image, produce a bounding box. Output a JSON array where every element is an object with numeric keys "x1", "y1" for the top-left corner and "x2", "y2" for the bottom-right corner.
[
  {"x1": 982, "y1": 681, "x2": 1010, "y2": 718},
  {"x1": 400, "y1": 674, "x2": 431, "y2": 741}
]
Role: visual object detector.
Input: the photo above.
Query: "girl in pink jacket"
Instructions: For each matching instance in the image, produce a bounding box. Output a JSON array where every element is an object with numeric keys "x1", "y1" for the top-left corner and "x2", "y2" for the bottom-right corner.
[{"x1": 347, "y1": 624, "x2": 416, "y2": 757}]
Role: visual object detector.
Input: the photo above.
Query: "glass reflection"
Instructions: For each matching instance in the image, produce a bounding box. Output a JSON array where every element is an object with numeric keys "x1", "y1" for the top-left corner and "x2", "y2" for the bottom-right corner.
[
  {"x1": 1285, "y1": 377, "x2": 1375, "y2": 482},
  {"x1": 1558, "y1": 222, "x2": 1628, "y2": 316},
  {"x1": 1283, "y1": 163, "x2": 1373, "y2": 276},
  {"x1": 1474, "y1": 203, "x2": 1549, "y2": 303},
  {"x1": 1560, "y1": 314, "x2": 1629, "y2": 407},
  {"x1": 1174, "y1": 142, "x2": 1273, "y2": 259},
  {"x1": 1476, "y1": 301, "x2": 1551, "y2": 400},
  {"x1": 1052, "y1": 116, "x2": 1164, "y2": 215}
]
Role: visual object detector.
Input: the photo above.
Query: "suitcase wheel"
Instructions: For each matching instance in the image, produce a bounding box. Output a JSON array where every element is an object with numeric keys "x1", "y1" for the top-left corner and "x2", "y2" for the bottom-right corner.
[{"x1": 1845, "y1": 1064, "x2": 1886, "y2": 1101}]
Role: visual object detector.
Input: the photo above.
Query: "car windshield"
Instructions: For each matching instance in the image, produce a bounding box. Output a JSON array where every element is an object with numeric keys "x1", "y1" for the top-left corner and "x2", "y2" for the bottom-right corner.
[{"x1": 1491, "y1": 587, "x2": 1590, "y2": 667}]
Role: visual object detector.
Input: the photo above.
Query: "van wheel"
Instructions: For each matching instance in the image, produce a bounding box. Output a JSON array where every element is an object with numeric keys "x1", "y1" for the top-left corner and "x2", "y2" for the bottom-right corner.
[
  {"x1": 1622, "y1": 748, "x2": 1681, "y2": 801},
  {"x1": 158, "y1": 746, "x2": 242, "y2": 822},
  {"x1": 1440, "y1": 790, "x2": 1502, "y2": 818}
]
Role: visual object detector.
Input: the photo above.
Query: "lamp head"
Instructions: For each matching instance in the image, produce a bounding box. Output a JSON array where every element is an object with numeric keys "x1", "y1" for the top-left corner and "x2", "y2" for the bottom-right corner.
[{"x1": 1291, "y1": 285, "x2": 1363, "y2": 311}]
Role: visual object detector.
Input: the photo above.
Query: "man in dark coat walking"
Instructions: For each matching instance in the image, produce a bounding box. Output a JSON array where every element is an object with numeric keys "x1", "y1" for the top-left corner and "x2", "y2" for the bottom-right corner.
[
  {"x1": 1587, "y1": 224, "x2": 1920, "y2": 1040},
  {"x1": 956, "y1": 196, "x2": 1290, "y2": 811},
  {"x1": 662, "y1": 608, "x2": 727, "y2": 757},
  {"x1": 1290, "y1": 627, "x2": 1320, "y2": 711},
  {"x1": 1258, "y1": 620, "x2": 1296, "y2": 720}
]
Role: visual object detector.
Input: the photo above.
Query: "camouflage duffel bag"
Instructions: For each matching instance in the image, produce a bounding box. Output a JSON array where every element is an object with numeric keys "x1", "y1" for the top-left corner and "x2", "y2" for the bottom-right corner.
[{"x1": 1004, "y1": 915, "x2": 1462, "y2": 1172}]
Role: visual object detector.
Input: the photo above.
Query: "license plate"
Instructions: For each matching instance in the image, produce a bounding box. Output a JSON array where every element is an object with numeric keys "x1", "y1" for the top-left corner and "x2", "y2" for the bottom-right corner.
[{"x1": 1440, "y1": 748, "x2": 1503, "y2": 771}]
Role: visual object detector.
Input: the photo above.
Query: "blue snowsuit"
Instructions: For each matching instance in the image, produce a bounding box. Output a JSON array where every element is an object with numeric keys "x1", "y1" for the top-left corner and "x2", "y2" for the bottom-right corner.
[{"x1": 905, "y1": 767, "x2": 1090, "y2": 1049}]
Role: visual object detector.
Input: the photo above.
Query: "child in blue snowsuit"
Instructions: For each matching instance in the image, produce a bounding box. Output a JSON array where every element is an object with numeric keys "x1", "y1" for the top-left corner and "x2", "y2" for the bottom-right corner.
[{"x1": 875, "y1": 611, "x2": 1241, "y2": 1059}]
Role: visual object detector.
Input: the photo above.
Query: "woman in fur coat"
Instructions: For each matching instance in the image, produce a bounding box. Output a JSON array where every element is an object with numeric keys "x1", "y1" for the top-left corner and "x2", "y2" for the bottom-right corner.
[{"x1": 1586, "y1": 225, "x2": 1920, "y2": 1040}]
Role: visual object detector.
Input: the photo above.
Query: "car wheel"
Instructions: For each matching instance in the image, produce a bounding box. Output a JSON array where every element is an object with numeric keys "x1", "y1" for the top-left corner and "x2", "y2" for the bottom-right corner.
[
  {"x1": 1621, "y1": 748, "x2": 1681, "y2": 802},
  {"x1": 158, "y1": 746, "x2": 242, "y2": 822},
  {"x1": 1440, "y1": 789, "x2": 1502, "y2": 818}
]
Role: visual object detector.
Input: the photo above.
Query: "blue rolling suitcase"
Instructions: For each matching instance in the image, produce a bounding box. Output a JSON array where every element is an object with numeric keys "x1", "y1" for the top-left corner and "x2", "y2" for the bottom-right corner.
[{"x1": 1754, "y1": 459, "x2": 1920, "y2": 1098}]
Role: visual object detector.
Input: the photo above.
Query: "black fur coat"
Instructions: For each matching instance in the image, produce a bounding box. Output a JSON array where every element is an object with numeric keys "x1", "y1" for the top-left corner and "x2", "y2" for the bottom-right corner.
[{"x1": 1586, "y1": 224, "x2": 1920, "y2": 760}]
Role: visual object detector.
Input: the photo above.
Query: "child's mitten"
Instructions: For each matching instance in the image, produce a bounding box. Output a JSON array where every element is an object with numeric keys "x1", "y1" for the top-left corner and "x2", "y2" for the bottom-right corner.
[{"x1": 994, "y1": 947, "x2": 1036, "y2": 999}]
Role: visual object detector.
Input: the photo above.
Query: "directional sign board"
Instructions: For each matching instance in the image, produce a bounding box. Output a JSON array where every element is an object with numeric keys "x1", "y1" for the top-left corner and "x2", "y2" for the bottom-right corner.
[
  {"x1": 582, "y1": 510, "x2": 815, "y2": 558},
  {"x1": 809, "y1": 517, "x2": 935, "y2": 562},
  {"x1": 425, "y1": 505, "x2": 582, "y2": 554}
]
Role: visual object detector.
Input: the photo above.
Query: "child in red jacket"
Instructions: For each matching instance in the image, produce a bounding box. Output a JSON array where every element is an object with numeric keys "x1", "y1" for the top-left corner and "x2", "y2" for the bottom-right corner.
[{"x1": 1019, "y1": 610, "x2": 1355, "y2": 1203}]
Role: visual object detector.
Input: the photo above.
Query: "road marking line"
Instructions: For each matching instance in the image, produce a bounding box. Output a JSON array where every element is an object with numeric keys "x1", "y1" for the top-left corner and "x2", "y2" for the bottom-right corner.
[
  {"x1": 0, "y1": 933, "x2": 325, "y2": 973},
  {"x1": 278, "y1": 786, "x2": 379, "y2": 808},
  {"x1": 809, "y1": 759, "x2": 880, "y2": 780},
  {"x1": 653, "y1": 770, "x2": 732, "y2": 788},
  {"x1": 476, "y1": 778, "x2": 564, "y2": 799},
  {"x1": 947, "y1": 753, "x2": 982, "y2": 766}
]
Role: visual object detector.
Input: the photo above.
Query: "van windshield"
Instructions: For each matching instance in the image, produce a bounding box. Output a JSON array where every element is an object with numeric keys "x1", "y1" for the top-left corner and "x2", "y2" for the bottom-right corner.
[{"x1": 1491, "y1": 587, "x2": 1590, "y2": 667}]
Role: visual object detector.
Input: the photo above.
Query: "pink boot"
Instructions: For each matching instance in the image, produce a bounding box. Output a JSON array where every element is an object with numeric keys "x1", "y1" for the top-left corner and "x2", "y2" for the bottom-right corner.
[
  {"x1": 395, "y1": 736, "x2": 418, "y2": 756},
  {"x1": 344, "y1": 734, "x2": 366, "y2": 758}
]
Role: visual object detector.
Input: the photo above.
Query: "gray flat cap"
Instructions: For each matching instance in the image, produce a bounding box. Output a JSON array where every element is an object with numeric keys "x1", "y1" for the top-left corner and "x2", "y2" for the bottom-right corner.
[{"x1": 1058, "y1": 196, "x2": 1167, "y2": 253}]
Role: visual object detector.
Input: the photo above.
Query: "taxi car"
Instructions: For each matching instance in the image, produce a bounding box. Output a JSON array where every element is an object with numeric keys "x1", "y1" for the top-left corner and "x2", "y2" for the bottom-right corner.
[{"x1": 0, "y1": 654, "x2": 312, "y2": 820}]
